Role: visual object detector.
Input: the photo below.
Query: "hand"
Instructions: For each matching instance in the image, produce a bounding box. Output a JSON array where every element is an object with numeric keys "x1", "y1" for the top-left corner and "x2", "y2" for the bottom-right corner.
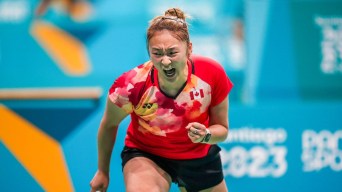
[
  {"x1": 186, "y1": 122, "x2": 206, "y2": 143},
  {"x1": 90, "y1": 170, "x2": 109, "y2": 192}
]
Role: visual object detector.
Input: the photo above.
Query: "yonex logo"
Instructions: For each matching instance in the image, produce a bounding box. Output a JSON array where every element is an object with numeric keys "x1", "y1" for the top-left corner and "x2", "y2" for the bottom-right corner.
[{"x1": 143, "y1": 103, "x2": 154, "y2": 109}]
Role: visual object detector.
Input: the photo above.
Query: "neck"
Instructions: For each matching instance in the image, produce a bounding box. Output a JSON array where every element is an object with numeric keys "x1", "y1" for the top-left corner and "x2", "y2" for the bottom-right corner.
[{"x1": 159, "y1": 65, "x2": 188, "y2": 97}]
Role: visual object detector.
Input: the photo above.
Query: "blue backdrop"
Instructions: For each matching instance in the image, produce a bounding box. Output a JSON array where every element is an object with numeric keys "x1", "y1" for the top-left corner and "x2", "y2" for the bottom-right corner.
[{"x1": 1, "y1": 0, "x2": 341, "y2": 191}]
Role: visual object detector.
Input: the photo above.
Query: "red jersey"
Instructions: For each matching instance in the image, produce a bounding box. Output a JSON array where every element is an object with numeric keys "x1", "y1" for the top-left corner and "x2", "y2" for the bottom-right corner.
[{"x1": 109, "y1": 55, "x2": 233, "y2": 159}]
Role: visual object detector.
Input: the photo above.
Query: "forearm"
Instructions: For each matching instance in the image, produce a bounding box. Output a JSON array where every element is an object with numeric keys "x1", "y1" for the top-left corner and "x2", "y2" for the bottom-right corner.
[
  {"x1": 205, "y1": 96, "x2": 229, "y2": 145},
  {"x1": 206, "y1": 124, "x2": 229, "y2": 144},
  {"x1": 97, "y1": 124, "x2": 118, "y2": 174}
]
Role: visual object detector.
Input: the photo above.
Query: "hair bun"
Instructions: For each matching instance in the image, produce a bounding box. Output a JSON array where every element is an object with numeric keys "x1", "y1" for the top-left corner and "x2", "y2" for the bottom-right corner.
[{"x1": 165, "y1": 8, "x2": 186, "y2": 20}]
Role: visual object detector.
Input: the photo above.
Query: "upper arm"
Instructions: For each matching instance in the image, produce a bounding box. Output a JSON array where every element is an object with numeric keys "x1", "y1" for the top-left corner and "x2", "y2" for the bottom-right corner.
[
  {"x1": 101, "y1": 96, "x2": 129, "y2": 129},
  {"x1": 209, "y1": 96, "x2": 229, "y2": 129}
]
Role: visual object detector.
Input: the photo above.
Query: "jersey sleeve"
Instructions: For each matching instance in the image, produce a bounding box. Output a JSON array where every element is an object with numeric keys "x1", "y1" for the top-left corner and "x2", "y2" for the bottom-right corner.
[
  {"x1": 108, "y1": 62, "x2": 153, "y2": 114},
  {"x1": 209, "y1": 59, "x2": 234, "y2": 106},
  {"x1": 108, "y1": 71, "x2": 135, "y2": 114}
]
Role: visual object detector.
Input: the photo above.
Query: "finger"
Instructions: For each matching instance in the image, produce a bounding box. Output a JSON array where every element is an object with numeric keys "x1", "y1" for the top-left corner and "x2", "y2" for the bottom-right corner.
[
  {"x1": 188, "y1": 130, "x2": 200, "y2": 138},
  {"x1": 191, "y1": 122, "x2": 204, "y2": 129},
  {"x1": 90, "y1": 187, "x2": 101, "y2": 192},
  {"x1": 91, "y1": 188, "x2": 103, "y2": 192},
  {"x1": 188, "y1": 131, "x2": 195, "y2": 138},
  {"x1": 90, "y1": 184, "x2": 103, "y2": 192},
  {"x1": 190, "y1": 127, "x2": 202, "y2": 135},
  {"x1": 188, "y1": 132, "x2": 202, "y2": 143},
  {"x1": 193, "y1": 127, "x2": 199, "y2": 135},
  {"x1": 185, "y1": 123, "x2": 193, "y2": 130},
  {"x1": 102, "y1": 186, "x2": 108, "y2": 192}
]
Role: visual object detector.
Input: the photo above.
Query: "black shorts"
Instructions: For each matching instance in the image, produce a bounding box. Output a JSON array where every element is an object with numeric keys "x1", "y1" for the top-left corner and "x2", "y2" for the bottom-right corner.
[{"x1": 121, "y1": 145, "x2": 224, "y2": 192}]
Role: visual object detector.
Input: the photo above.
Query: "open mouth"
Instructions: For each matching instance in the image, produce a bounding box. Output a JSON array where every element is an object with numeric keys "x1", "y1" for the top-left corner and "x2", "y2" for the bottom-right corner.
[{"x1": 163, "y1": 68, "x2": 176, "y2": 77}]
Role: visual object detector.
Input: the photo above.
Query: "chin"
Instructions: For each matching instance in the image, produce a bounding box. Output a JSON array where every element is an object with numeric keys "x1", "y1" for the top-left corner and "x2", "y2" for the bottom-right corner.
[
  {"x1": 166, "y1": 77, "x2": 177, "y2": 82},
  {"x1": 164, "y1": 74, "x2": 178, "y2": 82}
]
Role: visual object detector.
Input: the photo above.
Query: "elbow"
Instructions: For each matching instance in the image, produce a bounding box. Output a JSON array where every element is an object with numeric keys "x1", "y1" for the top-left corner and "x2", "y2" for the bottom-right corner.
[
  {"x1": 100, "y1": 116, "x2": 119, "y2": 130},
  {"x1": 222, "y1": 125, "x2": 229, "y2": 141}
]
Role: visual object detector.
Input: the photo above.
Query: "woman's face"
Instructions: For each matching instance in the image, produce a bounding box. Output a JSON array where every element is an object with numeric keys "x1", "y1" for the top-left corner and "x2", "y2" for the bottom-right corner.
[{"x1": 148, "y1": 30, "x2": 192, "y2": 83}]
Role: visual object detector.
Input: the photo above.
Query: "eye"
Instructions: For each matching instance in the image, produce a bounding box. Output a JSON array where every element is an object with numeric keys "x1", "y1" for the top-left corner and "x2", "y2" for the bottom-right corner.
[
  {"x1": 152, "y1": 52, "x2": 163, "y2": 56},
  {"x1": 168, "y1": 51, "x2": 178, "y2": 56}
]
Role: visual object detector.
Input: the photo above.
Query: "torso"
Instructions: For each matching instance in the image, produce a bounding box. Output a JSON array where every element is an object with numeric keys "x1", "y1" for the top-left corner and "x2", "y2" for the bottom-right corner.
[{"x1": 109, "y1": 55, "x2": 233, "y2": 159}]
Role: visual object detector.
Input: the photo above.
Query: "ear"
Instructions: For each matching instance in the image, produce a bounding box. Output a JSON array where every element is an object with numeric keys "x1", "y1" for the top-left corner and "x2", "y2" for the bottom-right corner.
[
  {"x1": 187, "y1": 42, "x2": 193, "y2": 57},
  {"x1": 146, "y1": 41, "x2": 151, "y2": 57}
]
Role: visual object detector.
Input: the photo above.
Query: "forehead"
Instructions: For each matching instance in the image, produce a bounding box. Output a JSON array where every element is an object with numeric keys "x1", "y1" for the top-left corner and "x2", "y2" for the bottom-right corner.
[{"x1": 149, "y1": 30, "x2": 187, "y2": 49}]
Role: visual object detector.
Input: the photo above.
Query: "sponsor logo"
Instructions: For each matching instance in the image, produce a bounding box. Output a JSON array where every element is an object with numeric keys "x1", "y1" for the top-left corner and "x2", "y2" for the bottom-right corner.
[
  {"x1": 142, "y1": 103, "x2": 154, "y2": 109},
  {"x1": 221, "y1": 127, "x2": 288, "y2": 178},
  {"x1": 302, "y1": 129, "x2": 342, "y2": 172},
  {"x1": 315, "y1": 16, "x2": 342, "y2": 74}
]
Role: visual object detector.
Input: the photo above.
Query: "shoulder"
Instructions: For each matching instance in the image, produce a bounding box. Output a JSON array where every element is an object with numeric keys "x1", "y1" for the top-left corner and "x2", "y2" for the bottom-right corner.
[
  {"x1": 126, "y1": 61, "x2": 153, "y2": 78},
  {"x1": 117, "y1": 61, "x2": 153, "y2": 83},
  {"x1": 109, "y1": 61, "x2": 153, "y2": 93},
  {"x1": 191, "y1": 55, "x2": 225, "y2": 72},
  {"x1": 190, "y1": 55, "x2": 227, "y2": 77}
]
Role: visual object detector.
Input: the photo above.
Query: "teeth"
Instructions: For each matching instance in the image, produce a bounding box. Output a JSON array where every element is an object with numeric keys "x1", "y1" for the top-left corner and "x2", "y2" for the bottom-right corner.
[
  {"x1": 163, "y1": 66, "x2": 173, "y2": 70},
  {"x1": 163, "y1": 68, "x2": 175, "y2": 77}
]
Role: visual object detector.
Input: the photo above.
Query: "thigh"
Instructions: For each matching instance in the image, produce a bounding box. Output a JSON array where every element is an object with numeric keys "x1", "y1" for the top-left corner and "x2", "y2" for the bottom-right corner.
[
  {"x1": 178, "y1": 180, "x2": 228, "y2": 192},
  {"x1": 123, "y1": 156, "x2": 172, "y2": 192},
  {"x1": 200, "y1": 180, "x2": 228, "y2": 192}
]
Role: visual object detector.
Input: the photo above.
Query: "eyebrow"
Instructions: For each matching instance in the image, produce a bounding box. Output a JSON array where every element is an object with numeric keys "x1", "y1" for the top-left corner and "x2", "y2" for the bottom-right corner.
[{"x1": 151, "y1": 46, "x2": 178, "y2": 51}]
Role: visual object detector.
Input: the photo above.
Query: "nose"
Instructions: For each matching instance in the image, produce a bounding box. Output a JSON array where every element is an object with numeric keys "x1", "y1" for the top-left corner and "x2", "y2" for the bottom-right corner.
[{"x1": 161, "y1": 56, "x2": 171, "y2": 66}]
